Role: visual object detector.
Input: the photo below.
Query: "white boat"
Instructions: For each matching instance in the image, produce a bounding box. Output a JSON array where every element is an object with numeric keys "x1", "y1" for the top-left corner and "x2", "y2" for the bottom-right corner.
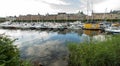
[
  {"x1": 99, "y1": 22, "x2": 111, "y2": 29},
  {"x1": 105, "y1": 26, "x2": 120, "y2": 33}
]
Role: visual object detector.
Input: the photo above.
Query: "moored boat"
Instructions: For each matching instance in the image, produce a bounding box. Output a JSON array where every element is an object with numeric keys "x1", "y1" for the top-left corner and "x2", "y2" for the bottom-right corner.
[
  {"x1": 83, "y1": 22, "x2": 100, "y2": 30},
  {"x1": 105, "y1": 26, "x2": 120, "y2": 33}
]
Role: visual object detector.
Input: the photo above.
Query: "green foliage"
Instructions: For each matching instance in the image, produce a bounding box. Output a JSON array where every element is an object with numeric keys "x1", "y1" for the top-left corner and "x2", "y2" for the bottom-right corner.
[
  {"x1": 68, "y1": 35, "x2": 120, "y2": 66},
  {"x1": 0, "y1": 35, "x2": 19, "y2": 66},
  {"x1": 20, "y1": 60, "x2": 32, "y2": 66},
  {"x1": 0, "y1": 18, "x2": 6, "y2": 22},
  {"x1": 0, "y1": 35, "x2": 32, "y2": 66}
]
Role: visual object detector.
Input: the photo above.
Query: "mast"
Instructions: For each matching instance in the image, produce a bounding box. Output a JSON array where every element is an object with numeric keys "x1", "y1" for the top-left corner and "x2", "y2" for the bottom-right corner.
[
  {"x1": 31, "y1": 15, "x2": 32, "y2": 23},
  {"x1": 91, "y1": 0, "x2": 94, "y2": 22},
  {"x1": 87, "y1": 0, "x2": 89, "y2": 22},
  {"x1": 103, "y1": 8, "x2": 107, "y2": 21},
  {"x1": 87, "y1": 0, "x2": 92, "y2": 22},
  {"x1": 87, "y1": 0, "x2": 94, "y2": 22}
]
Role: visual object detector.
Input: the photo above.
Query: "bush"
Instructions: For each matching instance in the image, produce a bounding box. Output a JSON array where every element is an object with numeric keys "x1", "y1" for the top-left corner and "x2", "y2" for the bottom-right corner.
[
  {"x1": 0, "y1": 35, "x2": 20, "y2": 66},
  {"x1": 0, "y1": 35, "x2": 31, "y2": 66},
  {"x1": 68, "y1": 35, "x2": 120, "y2": 66}
]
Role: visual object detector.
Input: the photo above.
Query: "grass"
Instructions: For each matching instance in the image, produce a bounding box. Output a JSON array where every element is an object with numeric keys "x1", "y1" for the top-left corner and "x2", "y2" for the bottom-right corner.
[{"x1": 68, "y1": 35, "x2": 120, "y2": 66}]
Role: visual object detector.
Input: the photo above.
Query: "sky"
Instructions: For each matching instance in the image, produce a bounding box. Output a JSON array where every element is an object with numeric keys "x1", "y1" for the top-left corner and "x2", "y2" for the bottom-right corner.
[{"x1": 0, "y1": 0, "x2": 120, "y2": 17}]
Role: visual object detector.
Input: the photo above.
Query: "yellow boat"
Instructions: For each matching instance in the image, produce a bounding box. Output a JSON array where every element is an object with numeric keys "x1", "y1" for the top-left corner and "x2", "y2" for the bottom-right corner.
[{"x1": 83, "y1": 22, "x2": 100, "y2": 30}]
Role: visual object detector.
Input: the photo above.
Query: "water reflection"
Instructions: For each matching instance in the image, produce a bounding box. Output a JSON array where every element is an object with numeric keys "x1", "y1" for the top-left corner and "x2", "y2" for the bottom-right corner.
[
  {"x1": 0, "y1": 29, "x2": 103, "y2": 66},
  {"x1": 83, "y1": 30, "x2": 101, "y2": 36}
]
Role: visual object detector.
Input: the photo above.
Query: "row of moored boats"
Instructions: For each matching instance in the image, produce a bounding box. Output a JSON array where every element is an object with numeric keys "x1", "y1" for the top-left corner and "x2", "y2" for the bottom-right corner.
[{"x1": 0, "y1": 21, "x2": 120, "y2": 33}]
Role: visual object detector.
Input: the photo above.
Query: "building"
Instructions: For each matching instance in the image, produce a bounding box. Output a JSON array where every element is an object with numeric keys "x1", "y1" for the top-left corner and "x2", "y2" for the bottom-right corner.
[
  {"x1": 16, "y1": 14, "x2": 44, "y2": 21},
  {"x1": 85, "y1": 12, "x2": 120, "y2": 21},
  {"x1": 15, "y1": 12, "x2": 85, "y2": 22}
]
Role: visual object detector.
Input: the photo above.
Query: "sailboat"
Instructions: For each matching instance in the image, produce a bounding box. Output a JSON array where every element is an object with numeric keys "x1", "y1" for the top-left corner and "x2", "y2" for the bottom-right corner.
[{"x1": 83, "y1": 0, "x2": 100, "y2": 30}]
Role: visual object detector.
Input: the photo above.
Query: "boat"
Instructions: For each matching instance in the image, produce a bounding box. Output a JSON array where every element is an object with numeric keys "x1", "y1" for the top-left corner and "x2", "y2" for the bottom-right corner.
[
  {"x1": 99, "y1": 22, "x2": 111, "y2": 29},
  {"x1": 83, "y1": 0, "x2": 100, "y2": 30},
  {"x1": 68, "y1": 21, "x2": 83, "y2": 29},
  {"x1": 105, "y1": 26, "x2": 120, "y2": 33},
  {"x1": 83, "y1": 22, "x2": 100, "y2": 30}
]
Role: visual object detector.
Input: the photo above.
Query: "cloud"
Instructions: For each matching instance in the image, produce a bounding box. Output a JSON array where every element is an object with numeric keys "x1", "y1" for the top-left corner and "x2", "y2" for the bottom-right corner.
[
  {"x1": 0, "y1": 0, "x2": 120, "y2": 17},
  {"x1": 40, "y1": 0, "x2": 109, "y2": 14},
  {"x1": 0, "y1": 0, "x2": 56, "y2": 16},
  {"x1": 94, "y1": 0, "x2": 120, "y2": 13},
  {"x1": 41, "y1": 0, "x2": 70, "y2": 5},
  {"x1": 40, "y1": 0, "x2": 83, "y2": 13}
]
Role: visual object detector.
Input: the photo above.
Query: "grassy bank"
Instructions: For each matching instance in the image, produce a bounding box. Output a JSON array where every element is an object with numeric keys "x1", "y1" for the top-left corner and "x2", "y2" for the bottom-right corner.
[{"x1": 68, "y1": 35, "x2": 120, "y2": 66}]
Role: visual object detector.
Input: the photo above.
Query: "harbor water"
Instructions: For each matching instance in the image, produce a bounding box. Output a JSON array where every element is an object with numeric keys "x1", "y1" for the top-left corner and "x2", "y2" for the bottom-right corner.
[{"x1": 0, "y1": 29, "x2": 102, "y2": 66}]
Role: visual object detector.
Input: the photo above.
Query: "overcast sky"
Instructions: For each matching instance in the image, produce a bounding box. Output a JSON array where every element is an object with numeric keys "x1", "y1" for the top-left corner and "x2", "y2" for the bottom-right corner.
[{"x1": 0, "y1": 0, "x2": 120, "y2": 17}]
